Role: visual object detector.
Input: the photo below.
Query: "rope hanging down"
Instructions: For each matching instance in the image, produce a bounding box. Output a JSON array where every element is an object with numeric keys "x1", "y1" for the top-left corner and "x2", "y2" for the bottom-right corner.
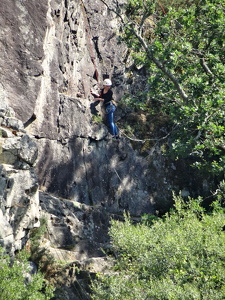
[
  {"x1": 120, "y1": 129, "x2": 171, "y2": 143},
  {"x1": 80, "y1": 0, "x2": 99, "y2": 84}
]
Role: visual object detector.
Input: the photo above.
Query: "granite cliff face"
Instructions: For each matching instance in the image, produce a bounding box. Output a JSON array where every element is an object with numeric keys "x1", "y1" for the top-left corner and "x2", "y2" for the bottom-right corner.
[
  {"x1": 1, "y1": 0, "x2": 156, "y2": 221},
  {"x1": 0, "y1": 106, "x2": 39, "y2": 252},
  {"x1": 0, "y1": 0, "x2": 150, "y2": 255},
  {"x1": 0, "y1": 0, "x2": 211, "y2": 253},
  {"x1": 0, "y1": 0, "x2": 212, "y2": 298},
  {"x1": 1, "y1": 3, "x2": 155, "y2": 297},
  {"x1": 0, "y1": 0, "x2": 208, "y2": 249}
]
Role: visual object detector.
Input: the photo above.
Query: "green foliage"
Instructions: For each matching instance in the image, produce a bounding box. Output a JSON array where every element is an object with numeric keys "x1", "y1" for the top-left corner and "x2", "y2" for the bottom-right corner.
[
  {"x1": 141, "y1": 213, "x2": 159, "y2": 226},
  {"x1": 213, "y1": 180, "x2": 225, "y2": 207},
  {"x1": 91, "y1": 195, "x2": 225, "y2": 299},
  {"x1": 120, "y1": 0, "x2": 225, "y2": 175},
  {"x1": 159, "y1": 0, "x2": 201, "y2": 10},
  {"x1": 29, "y1": 217, "x2": 48, "y2": 247},
  {"x1": 126, "y1": 0, "x2": 156, "y2": 17},
  {"x1": 0, "y1": 247, "x2": 54, "y2": 300},
  {"x1": 29, "y1": 217, "x2": 55, "y2": 278},
  {"x1": 29, "y1": 217, "x2": 49, "y2": 263},
  {"x1": 92, "y1": 114, "x2": 103, "y2": 124}
]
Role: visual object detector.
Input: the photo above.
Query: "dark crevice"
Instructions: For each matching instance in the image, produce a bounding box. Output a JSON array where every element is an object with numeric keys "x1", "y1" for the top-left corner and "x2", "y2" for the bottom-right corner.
[
  {"x1": 24, "y1": 113, "x2": 37, "y2": 128},
  {"x1": 92, "y1": 37, "x2": 102, "y2": 61},
  {"x1": 64, "y1": 0, "x2": 68, "y2": 22}
]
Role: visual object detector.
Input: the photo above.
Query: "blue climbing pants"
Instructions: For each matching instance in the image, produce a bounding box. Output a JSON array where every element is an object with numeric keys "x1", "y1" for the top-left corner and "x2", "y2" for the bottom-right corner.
[{"x1": 107, "y1": 109, "x2": 118, "y2": 136}]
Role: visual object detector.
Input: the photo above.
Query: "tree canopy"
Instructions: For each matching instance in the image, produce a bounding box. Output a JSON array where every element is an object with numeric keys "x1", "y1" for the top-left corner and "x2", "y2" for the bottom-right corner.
[
  {"x1": 105, "y1": 0, "x2": 225, "y2": 176},
  {"x1": 91, "y1": 1, "x2": 225, "y2": 298}
]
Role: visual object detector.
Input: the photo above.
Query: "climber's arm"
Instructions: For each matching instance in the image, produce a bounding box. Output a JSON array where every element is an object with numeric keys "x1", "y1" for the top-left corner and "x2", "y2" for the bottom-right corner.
[
  {"x1": 90, "y1": 88, "x2": 104, "y2": 102},
  {"x1": 90, "y1": 88, "x2": 99, "y2": 97}
]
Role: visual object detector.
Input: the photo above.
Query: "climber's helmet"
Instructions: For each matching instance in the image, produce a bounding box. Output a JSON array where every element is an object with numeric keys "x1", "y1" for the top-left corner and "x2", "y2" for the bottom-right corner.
[{"x1": 103, "y1": 79, "x2": 112, "y2": 86}]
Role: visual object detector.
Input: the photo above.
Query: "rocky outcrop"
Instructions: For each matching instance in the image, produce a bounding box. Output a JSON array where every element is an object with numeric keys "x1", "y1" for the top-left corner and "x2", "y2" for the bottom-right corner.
[
  {"x1": 39, "y1": 191, "x2": 110, "y2": 261},
  {"x1": 0, "y1": 0, "x2": 210, "y2": 251},
  {"x1": 1, "y1": 0, "x2": 157, "y2": 217},
  {"x1": 0, "y1": 0, "x2": 157, "y2": 254},
  {"x1": 0, "y1": 107, "x2": 39, "y2": 252},
  {"x1": 0, "y1": 1, "x2": 214, "y2": 298},
  {"x1": 0, "y1": 0, "x2": 47, "y2": 122}
]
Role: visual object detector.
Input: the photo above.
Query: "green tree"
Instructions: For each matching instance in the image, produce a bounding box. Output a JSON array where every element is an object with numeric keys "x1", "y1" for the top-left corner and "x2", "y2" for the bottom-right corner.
[
  {"x1": 102, "y1": 0, "x2": 225, "y2": 175},
  {"x1": 0, "y1": 247, "x2": 54, "y2": 300},
  {"x1": 91, "y1": 195, "x2": 225, "y2": 299}
]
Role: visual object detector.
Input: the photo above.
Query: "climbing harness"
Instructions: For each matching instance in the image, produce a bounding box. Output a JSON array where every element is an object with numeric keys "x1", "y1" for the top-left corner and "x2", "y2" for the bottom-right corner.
[{"x1": 105, "y1": 102, "x2": 116, "y2": 114}]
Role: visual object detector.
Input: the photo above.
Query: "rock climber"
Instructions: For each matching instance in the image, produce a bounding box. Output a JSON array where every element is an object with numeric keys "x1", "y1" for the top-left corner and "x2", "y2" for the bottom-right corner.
[{"x1": 91, "y1": 78, "x2": 119, "y2": 139}]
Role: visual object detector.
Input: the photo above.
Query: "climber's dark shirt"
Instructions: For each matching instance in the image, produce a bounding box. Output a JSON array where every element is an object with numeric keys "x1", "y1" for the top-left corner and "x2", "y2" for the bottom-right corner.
[{"x1": 100, "y1": 89, "x2": 113, "y2": 107}]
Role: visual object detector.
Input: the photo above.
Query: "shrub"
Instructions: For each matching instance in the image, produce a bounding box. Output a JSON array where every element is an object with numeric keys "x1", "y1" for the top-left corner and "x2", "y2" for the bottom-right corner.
[
  {"x1": 0, "y1": 247, "x2": 54, "y2": 300},
  {"x1": 91, "y1": 195, "x2": 225, "y2": 299}
]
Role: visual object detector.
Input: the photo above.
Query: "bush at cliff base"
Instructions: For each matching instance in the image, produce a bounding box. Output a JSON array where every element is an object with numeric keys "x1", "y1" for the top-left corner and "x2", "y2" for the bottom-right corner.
[
  {"x1": 91, "y1": 195, "x2": 225, "y2": 300},
  {"x1": 0, "y1": 248, "x2": 54, "y2": 300}
]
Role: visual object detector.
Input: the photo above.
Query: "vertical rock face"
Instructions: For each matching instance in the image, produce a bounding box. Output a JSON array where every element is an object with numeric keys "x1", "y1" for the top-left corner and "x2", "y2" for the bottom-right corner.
[
  {"x1": 0, "y1": 0, "x2": 158, "y2": 254},
  {"x1": 0, "y1": 4, "x2": 212, "y2": 297},
  {"x1": 2, "y1": 0, "x2": 208, "y2": 229},
  {"x1": 0, "y1": 0, "x2": 47, "y2": 122},
  {"x1": 1, "y1": 0, "x2": 157, "y2": 216},
  {"x1": 0, "y1": 107, "x2": 39, "y2": 252}
]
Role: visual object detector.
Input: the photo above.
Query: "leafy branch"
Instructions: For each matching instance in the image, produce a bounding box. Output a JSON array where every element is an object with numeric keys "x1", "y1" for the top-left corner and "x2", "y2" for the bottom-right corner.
[{"x1": 100, "y1": 0, "x2": 188, "y2": 102}]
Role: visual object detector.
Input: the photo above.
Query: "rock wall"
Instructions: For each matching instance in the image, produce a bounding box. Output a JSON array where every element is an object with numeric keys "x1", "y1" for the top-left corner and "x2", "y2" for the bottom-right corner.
[
  {"x1": 0, "y1": 107, "x2": 39, "y2": 252},
  {"x1": 0, "y1": 0, "x2": 157, "y2": 253},
  {"x1": 0, "y1": 0, "x2": 210, "y2": 249},
  {"x1": 1, "y1": 0, "x2": 158, "y2": 218},
  {"x1": 0, "y1": 0, "x2": 47, "y2": 122},
  {"x1": 0, "y1": 1, "x2": 213, "y2": 298}
]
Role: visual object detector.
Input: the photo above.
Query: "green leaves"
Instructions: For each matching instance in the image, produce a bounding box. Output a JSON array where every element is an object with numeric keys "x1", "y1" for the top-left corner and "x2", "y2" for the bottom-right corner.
[
  {"x1": 91, "y1": 196, "x2": 225, "y2": 300},
  {"x1": 120, "y1": 0, "x2": 225, "y2": 175},
  {"x1": 0, "y1": 247, "x2": 54, "y2": 300},
  {"x1": 126, "y1": 0, "x2": 156, "y2": 16}
]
